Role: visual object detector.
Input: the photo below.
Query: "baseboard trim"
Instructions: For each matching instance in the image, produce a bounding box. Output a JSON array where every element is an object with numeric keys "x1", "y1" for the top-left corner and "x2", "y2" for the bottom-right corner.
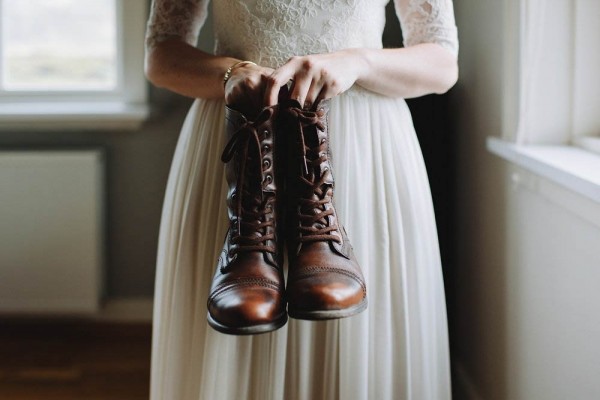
[
  {"x1": 453, "y1": 360, "x2": 484, "y2": 400},
  {"x1": 96, "y1": 297, "x2": 153, "y2": 323}
]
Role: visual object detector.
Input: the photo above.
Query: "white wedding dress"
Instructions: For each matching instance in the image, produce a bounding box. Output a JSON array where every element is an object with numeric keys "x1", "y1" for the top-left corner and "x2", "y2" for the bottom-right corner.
[{"x1": 146, "y1": 1, "x2": 458, "y2": 399}]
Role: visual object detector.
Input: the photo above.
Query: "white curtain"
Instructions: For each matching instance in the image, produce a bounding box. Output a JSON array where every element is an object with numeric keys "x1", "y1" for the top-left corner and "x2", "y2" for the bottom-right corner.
[{"x1": 513, "y1": 0, "x2": 547, "y2": 144}]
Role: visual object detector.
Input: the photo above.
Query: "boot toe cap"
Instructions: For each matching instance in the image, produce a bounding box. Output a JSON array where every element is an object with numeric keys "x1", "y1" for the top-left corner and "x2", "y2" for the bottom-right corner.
[
  {"x1": 287, "y1": 270, "x2": 366, "y2": 313},
  {"x1": 208, "y1": 285, "x2": 285, "y2": 333}
]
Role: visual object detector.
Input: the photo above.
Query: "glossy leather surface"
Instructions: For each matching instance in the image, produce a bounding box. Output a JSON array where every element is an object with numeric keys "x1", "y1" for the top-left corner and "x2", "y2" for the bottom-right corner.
[
  {"x1": 281, "y1": 100, "x2": 367, "y2": 320},
  {"x1": 207, "y1": 105, "x2": 287, "y2": 335}
]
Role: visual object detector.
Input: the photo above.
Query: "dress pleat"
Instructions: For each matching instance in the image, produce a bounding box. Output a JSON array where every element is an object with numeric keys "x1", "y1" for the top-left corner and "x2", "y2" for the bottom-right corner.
[{"x1": 151, "y1": 92, "x2": 451, "y2": 400}]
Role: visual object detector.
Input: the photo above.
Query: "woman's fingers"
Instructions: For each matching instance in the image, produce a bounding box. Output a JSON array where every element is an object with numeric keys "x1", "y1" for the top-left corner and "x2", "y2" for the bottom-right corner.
[
  {"x1": 225, "y1": 64, "x2": 274, "y2": 115},
  {"x1": 265, "y1": 52, "x2": 359, "y2": 108},
  {"x1": 315, "y1": 79, "x2": 341, "y2": 106},
  {"x1": 264, "y1": 66, "x2": 294, "y2": 106},
  {"x1": 305, "y1": 66, "x2": 335, "y2": 109},
  {"x1": 265, "y1": 56, "x2": 316, "y2": 106},
  {"x1": 289, "y1": 74, "x2": 312, "y2": 108},
  {"x1": 267, "y1": 56, "x2": 324, "y2": 108}
]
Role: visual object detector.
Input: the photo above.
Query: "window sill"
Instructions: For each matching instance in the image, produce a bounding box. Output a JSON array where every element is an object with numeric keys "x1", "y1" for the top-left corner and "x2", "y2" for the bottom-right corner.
[
  {"x1": 573, "y1": 136, "x2": 600, "y2": 156},
  {"x1": 487, "y1": 137, "x2": 600, "y2": 204},
  {"x1": 0, "y1": 101, "x2": 149, "y2": 131}
]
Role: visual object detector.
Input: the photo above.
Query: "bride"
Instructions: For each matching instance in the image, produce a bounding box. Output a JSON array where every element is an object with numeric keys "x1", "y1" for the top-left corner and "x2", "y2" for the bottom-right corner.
[{"x1": 145, "y1": 0, "x2": 458, "y2": 399}]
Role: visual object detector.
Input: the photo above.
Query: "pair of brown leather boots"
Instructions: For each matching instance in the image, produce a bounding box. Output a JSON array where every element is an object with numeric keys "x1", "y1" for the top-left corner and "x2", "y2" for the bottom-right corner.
[{"x1": 207, "y1": 99, "x2": 367, "y2": 335}]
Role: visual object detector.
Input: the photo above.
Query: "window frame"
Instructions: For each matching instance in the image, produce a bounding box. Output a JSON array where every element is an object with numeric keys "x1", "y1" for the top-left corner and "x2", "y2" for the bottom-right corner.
[
  {"x1": 570, "y1": 0, "x2": 600, "y2": 155},
  {"x1": 0, "y1": 0, "x2": 148, "y2": 130},
  {"x1": 502, "y1": 0, "x2": 599, "y2": 150},
  {"x1": 488, "y1": 0, "x2": 600, "y2": 205}
]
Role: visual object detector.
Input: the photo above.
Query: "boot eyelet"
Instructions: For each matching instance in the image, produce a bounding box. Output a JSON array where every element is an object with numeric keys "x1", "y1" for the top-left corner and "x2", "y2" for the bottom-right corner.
[
  {"x1": 262, "y1": 159, "x2": 271, "y2": 169},
  {"x1": 263, "y1": 129, "x2": 270, "y2": 136},
  {"x1": 264, "y1": 175, "x2": 273, "y2": 184},
  {"x1": 322, "y1": 166, "x2": 329, "y2": 172},
  {"x1": 320, "y1": 138, "x2": 326, "y2": 144},
  {"x1": 262, "y1": 144, "x2": 271, "y2": 152}
]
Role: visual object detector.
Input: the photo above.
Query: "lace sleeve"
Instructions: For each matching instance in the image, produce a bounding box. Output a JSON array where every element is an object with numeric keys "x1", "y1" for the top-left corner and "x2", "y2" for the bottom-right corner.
[
  {"x1": 394, "y1": 0, "x2": 459, "y2": 57},
  {"x1": 145, "y1": 0, "x2": 210, "y2": 49}
]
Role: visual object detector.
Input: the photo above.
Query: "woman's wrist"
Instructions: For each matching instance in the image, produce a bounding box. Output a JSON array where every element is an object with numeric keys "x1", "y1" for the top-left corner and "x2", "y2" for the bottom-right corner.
[
  {"x1": 343, "y1": 48, "x2": 371, "y2": 86},
  {"x1": 223, "y1": 60, "x2": 257, "y2": 86}
]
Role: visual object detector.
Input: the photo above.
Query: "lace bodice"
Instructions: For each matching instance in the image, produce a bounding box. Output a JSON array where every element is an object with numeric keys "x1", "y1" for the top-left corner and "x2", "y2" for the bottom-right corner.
[{"x1": 146, "y1": 0, "x2": 458, "y2": 68}]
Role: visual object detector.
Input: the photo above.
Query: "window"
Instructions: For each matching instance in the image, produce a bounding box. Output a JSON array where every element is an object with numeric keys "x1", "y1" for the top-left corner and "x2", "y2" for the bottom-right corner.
[
  {"x1": 488, "y1": 0, "x2": 600, "y2": 204},
  {"x1": 1, "y1": 0, "x2": 117, "y2": 92},
  {"x1": 0, "y1": 0, "x2": 148, "y2": 130},
  {"x1": 571, "y1": 0, "x2": 600, "y2": 155},
  {"x1": 504, "y1": 0, "x2": 600, "y2": 153}
]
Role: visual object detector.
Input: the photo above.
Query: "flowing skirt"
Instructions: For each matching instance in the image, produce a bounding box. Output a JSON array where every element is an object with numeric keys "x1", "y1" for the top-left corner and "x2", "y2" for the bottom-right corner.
[{"x1": 150, "y1": 90, "x2": 451, "y2": 400}]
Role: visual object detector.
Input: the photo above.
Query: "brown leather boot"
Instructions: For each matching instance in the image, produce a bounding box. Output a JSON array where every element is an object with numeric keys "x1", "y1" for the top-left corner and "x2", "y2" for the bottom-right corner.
[
  {"x1": 281, "y1": 100, "x2": 367, "y2": 320},
  {"x1": 207, "y1": 105, "x2": 287, "y2": 335}
]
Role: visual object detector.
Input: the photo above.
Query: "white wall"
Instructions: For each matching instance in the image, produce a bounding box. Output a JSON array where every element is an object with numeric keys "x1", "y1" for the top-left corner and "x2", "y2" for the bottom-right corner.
[{"x1": 451, "y1": 1, "x2": 600, "y2": 399}]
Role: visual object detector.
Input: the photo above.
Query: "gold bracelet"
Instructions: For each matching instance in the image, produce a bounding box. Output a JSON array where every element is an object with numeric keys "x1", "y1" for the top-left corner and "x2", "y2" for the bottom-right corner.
[{"x1": 223, "y1": 60, "x2": 257, "y2": 86}]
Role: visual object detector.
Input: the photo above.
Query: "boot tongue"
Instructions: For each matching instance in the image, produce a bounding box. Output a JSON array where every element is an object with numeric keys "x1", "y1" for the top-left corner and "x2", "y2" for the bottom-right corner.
[
  {"x1": 300, "y1": 150, "x2": 330, "y2": 230},
  {"x1": 293, "y1": 103, "x2": 333, "y2": 232},
  {"x1": 299, "y1": 191, "x2": 328, "y2": 230},
  {"x1": 239, "y1": 145, "x2": 267, "y2": 237}
]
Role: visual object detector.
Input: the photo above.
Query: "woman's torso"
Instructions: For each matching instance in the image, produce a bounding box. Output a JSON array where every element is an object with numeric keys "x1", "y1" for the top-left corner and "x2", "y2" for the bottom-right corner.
[{"x1": 213, "y1": 0, "x2": 389, "y2": 68}]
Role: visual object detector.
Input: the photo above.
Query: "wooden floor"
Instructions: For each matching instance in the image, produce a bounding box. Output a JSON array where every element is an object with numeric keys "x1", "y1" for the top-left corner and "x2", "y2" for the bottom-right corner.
[{"x1": 0, "y1": 319, "x2": 151, "y2": 400}]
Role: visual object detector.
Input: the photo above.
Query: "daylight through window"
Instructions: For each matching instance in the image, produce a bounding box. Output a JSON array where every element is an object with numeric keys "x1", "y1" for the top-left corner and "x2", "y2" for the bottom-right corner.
[{"x1": 0, "y1": 0, "x2": 117, "y2": 91}]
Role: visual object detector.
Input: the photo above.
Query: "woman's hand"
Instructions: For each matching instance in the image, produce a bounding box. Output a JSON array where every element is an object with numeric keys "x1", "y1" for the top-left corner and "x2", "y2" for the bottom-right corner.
[
  {"x1": 264, "y1": 49, "x2": 368, "y2": 109},
  {"x1": 225, "y1": 63, "x2": 275, "y2": 117}
]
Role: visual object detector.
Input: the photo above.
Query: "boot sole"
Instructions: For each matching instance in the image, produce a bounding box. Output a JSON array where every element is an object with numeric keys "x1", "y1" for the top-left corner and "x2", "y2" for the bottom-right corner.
[
  {"x1": 288, "y1": 298, "x2": 368, "y2": 321},
  {"x1": 207, "y1": 312, "x2": 288, "y2": 335}
]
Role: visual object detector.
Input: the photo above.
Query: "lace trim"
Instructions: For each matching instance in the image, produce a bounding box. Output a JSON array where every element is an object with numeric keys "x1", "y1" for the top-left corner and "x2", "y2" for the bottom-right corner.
[
  {"x1": 145, "y1": 0, "x2": 209, "y2": 49},
  {"x1": 395, "y1": 0, "x2": 459, "y2": 56},
  {"x1": 212, "y1": 0, "x2": 386, "y2": 68},
  {"x1": 144, "y1": 0, "x2": 459, "y2": 60}
]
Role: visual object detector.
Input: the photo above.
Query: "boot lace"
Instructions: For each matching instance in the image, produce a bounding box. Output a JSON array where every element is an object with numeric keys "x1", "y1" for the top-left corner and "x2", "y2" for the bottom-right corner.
[
  {"x1": 286, "y1": 106, "x2": 342, "y2": 244},
  {"x1": 221, "y1": 109, "x2": 276, "y2": 255}
]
